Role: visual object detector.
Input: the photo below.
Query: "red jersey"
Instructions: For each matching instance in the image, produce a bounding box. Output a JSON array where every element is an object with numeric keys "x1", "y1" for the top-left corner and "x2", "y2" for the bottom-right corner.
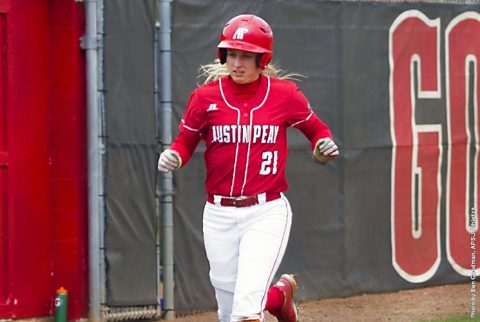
[{"x1": 171, "y1": 75, "x2": 332, "y2": 197}]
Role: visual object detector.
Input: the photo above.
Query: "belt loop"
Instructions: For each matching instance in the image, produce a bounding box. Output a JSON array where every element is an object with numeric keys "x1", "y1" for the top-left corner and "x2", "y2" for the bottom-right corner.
[
  {"x1": 257, "y1": 192, "x2": 266, "y2": 204},
  {"x1": 213, "y1": 195, "x2": 222, "y2": 206}
]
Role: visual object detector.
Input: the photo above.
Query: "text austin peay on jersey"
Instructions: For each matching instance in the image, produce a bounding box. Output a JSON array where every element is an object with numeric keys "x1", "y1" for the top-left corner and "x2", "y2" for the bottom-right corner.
[{"x1": 211, "y1": 124, "x2": 280, "y2": 144}]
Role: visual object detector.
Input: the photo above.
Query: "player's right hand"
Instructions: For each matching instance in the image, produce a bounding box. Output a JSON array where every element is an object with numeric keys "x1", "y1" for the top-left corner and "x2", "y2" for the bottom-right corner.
[{"x1": 158, "y1": 149, "x2": 182, "y2": 173}]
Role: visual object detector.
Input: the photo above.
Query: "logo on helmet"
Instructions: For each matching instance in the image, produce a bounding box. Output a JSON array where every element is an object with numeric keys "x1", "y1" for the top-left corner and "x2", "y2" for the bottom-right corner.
[{"x1": 232, "y1": 27, "x2": 249, "y2": 40}]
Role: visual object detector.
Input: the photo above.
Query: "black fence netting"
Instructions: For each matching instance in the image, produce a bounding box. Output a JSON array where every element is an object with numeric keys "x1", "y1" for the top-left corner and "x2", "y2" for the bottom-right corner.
[{"x1": 104, "y1": 0, "x2": 158, "y2": 306}]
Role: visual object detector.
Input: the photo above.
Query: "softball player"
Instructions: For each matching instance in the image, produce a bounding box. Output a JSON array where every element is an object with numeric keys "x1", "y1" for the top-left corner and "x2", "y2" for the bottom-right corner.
[{"x1": 158, "y1": 14, "x2": 338, "y2": 322}]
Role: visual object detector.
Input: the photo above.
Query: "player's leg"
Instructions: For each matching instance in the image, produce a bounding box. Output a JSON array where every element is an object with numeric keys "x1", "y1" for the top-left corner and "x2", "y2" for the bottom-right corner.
[
  {"x1": 203, "y1": 202, "x2": 241, "y2": 322},
  {"x1": 230, "y1": 196, "x2": 293, "y2": 321}
]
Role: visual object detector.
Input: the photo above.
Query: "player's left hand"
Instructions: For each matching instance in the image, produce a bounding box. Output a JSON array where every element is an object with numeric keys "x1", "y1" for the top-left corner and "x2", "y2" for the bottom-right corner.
[{"x1": 313, "y1": 138, "x2": 339, "y2": 164}]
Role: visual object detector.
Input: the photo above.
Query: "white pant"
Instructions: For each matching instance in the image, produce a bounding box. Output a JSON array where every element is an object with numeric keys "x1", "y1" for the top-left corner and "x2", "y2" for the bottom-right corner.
[{"x1": 202, "y1": 195, "x2": 292, "y2": 322}]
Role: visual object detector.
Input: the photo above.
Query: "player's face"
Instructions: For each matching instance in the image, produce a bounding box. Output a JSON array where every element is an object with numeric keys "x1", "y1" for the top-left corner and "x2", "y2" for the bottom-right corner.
[{"x1": 226, "y1": 49, "x2": 261, "y2": 84}]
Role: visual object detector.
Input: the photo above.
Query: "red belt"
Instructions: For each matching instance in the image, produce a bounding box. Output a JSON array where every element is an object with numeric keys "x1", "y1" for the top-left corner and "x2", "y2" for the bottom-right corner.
[{"x1": 207, "y1": 192, "x2": 281, "y2": 208}]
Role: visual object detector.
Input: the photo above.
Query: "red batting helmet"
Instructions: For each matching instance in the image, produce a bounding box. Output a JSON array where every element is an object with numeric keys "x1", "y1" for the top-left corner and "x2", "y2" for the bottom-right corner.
[{"x1": 217, "y1": 14, "x2": 273, "y2": 70}]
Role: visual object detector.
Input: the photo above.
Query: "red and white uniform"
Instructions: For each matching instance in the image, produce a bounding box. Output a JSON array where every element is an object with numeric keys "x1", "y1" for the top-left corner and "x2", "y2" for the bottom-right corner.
[
  {"x1": 171, "y1": 74, "x2": 333, "y2": 322},
  {"x1": 171, "y1": 74, "x2": 333, "y2": 198}
]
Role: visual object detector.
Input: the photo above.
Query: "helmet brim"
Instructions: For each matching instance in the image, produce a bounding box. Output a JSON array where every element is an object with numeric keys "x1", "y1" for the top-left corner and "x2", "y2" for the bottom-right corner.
[{"x1": 217, "y1": 40, "x2": 271, "y2": 54}]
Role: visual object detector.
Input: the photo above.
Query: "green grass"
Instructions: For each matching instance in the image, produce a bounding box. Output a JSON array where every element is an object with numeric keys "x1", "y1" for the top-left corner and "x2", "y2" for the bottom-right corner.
[{"x1": 418, "y1": 314, "x2": 480, "y2": 321}]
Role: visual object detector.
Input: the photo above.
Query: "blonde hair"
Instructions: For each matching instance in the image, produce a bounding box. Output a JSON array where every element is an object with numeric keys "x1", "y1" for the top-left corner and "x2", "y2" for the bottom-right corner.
[{"x1": 198, "y1": 59, "x2": 304, "y2": 84}]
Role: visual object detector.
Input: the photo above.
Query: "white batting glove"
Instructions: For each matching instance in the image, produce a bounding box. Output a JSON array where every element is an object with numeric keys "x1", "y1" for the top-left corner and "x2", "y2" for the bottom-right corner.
[
  {"x1": 313, "y1": 138, "x2": 339, "y2": 164},
  {"x1": 317, "y1": 138, "x2": 339, "y2": 156},
  {"x1": 158, "y1": 149, "x2": 182, "y2": 173}
]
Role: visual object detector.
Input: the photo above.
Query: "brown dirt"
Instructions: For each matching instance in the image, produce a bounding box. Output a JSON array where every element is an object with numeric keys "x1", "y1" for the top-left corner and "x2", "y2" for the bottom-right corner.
[{"x1": 173, "y1": 283, "x2": 475, "y2": 321}]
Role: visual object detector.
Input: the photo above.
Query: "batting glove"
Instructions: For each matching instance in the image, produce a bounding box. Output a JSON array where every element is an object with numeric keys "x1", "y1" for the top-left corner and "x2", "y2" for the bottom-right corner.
[
  {"x1": 158, "y1": 149, "x2": 182, "y2": 173},
  {"x1": 313, "y1": 138, "x2": 339, "y2": 164}
]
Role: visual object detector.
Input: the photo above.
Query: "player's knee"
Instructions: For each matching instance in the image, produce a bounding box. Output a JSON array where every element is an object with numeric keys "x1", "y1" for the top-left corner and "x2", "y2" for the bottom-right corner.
[{"x1": 210, "y1": 275, "x2": 236, "y2": 292}]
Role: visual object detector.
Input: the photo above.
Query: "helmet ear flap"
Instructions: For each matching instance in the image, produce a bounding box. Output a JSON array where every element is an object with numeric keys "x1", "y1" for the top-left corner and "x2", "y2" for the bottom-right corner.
[
  {"x1": 219, "y1": 48, "x2": 227, "y2": 64},
  {"x1": 257, "y1": 53, "x2": 271, "y2": 70},
  {"x1": 255, "y1": 54, "x2": 262, "y2": 68}
]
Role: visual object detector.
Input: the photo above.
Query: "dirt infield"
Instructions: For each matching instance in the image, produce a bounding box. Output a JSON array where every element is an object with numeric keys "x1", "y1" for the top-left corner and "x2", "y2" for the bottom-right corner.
[{"x1": 173, "y1": 283, "x2": 473, "y2": 322}]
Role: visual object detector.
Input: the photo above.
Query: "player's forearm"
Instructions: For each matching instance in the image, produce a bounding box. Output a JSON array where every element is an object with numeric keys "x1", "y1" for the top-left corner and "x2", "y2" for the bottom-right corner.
[
  {"x1": 296, "y1": 114, "x2": 333, "y2": 150},
  {"x1": 170, "y1": 130, "x2": 201, "y2": 167}
]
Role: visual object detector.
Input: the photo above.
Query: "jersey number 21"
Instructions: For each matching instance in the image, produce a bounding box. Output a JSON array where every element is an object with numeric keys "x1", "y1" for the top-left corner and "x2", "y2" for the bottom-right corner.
[{"x1": 259, "y1": 151, "x2": 278, "y2": 175}]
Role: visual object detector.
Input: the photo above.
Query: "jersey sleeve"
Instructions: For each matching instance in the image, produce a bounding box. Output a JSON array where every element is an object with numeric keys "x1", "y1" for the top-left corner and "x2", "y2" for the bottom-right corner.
[
  {"x1": 170, "y1": 90, "x2": 206, "y2": 166},
  {"x1": 288, "y1": 85, "x2": 333, "y2": 150},
  {"x1": 170, "y1": 131, "x2": 201, "y2": 167},
  {"x1": 178, "y1": 90, "x2": 208, "y2": 133}
]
